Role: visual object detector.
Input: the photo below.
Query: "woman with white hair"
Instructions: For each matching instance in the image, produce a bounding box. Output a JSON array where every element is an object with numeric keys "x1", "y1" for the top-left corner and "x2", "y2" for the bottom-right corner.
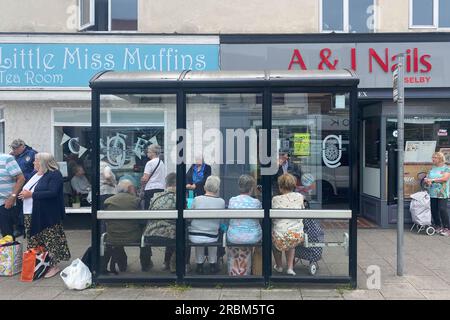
[
  {"x1": 141, "y1": 144, "x2": 166, "y2": 210},
  {"x1": 18, "y1": 152, "x2": 71, "y2": 278},
  {"x1": 186, "y1": 154, "x2": 211, "y2": 197},
  {"x1": 188, "y1": 175, "x2": 225, "y2": 274}
]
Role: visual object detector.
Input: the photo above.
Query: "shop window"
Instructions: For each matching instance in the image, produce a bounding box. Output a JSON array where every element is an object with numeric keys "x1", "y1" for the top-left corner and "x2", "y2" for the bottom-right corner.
[
  {"x1": 79, "y1": 0, "x2": 95, "y2": 31},
  {"x1": 321, "y1": 0, "x2": 375, "y2": 33},
  {"x1": 410, "y1": 0, "x2": 450, "y2": 28},
  {"x1": 364, "y1": 118, "x2": 380, "y2": 168},
  {"x1": 387, "y1": 117, "x2": 450, "y2": 199},
  {"x1": 78, "y1": 0, "x2": 138, "y2": 32},
  {"x1": 53, "y1": 108, "x2": 165, "y2": 208},
  {"x1": 109, "y1": 0, "x2": 138, "y2": 31}
]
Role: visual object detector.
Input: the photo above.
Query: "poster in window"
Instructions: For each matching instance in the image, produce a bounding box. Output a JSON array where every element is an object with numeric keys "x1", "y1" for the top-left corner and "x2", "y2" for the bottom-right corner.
[
  {"x1": 404, "y1": 141, "x2": 436, "y2": 163},
  {"x1": 294, "y1": 133, "x2": 310, "y2": 156},
  {"x1": 439, "y1": 148, "x2": 450, "y2": 164}
]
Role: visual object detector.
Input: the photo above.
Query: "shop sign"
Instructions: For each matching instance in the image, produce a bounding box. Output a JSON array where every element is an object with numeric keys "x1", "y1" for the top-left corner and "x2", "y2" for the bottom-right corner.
[
  {"x1": 0, "y1": 43, "x2": 219, "y2": 88},
  {"x1": 438, "y1": 129, "x2": 448, "y2": 136},
  {"x1": 220, "y1": 42, "x2": 450, "y2": 88}
]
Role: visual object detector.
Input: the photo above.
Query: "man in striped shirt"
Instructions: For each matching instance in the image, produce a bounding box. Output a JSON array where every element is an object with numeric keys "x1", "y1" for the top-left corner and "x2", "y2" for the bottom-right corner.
[{"x1": 0, "y1": 153, "x2": 25, "y2": 239}]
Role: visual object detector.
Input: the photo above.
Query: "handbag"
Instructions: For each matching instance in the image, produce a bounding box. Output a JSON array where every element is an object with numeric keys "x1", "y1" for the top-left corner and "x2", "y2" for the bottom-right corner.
[
  {"x1": 20, "y1": 246, "x2": 50, "y2": 282},
  {"x1": 0, "y1": 241, "x2": 22, "y2": 276}
]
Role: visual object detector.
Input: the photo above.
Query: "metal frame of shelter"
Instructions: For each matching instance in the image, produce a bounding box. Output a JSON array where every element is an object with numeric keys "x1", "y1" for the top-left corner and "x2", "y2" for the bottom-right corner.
[{"x1": 89, "y1": 70, "x2": 360, "y2": 287}]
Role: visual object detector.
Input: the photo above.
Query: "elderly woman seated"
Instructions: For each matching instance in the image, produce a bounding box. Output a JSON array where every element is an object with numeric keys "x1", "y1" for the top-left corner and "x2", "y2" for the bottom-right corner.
[
  {"x1": 226, "y1": 174, "x2": 263, "y2": 276},
  {"x1": 103, "y1": 179, "x2": 151, "y2": 273},
  {"x1": 188, "y1": 175, "x2": 225, "y2": 274}
]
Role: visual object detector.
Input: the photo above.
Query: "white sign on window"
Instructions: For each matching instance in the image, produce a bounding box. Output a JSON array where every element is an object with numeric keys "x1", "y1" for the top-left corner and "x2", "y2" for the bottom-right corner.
[{"x1": 404, "y1": 141, "x2": 437, "y2": 163}]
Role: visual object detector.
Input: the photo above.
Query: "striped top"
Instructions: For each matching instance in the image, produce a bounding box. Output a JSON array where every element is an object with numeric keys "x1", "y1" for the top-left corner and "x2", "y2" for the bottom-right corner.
[{"x1": 0, "y1": 154, "x2": 23, "y2": 206}]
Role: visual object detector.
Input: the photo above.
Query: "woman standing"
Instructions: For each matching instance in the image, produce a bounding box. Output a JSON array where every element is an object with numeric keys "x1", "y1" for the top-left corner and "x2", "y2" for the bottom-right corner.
[
  {"x1": 18, "y1": 152, "x2": 71, "y2": 278},
  {"x1": 272, "y1": 173, "x2": 304, "y2": 276},
  {"x1": 141, "y1": 144, "x2": 166, "y2": 210},
  {"x1": 424, "y1": 152, "x2": 450, "y2": 236},
  {"x1": 186, "y1": 155, "x2": 211, "y2": 197}
]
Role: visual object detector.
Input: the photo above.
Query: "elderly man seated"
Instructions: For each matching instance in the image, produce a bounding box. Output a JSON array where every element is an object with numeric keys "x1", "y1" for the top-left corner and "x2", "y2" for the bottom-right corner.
[{"x1": 103, "y1": 179, "x2": 152, "y2": 273}]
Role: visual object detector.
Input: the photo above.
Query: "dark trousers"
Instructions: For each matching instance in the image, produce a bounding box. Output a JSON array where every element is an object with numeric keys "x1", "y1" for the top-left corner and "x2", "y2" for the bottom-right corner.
[
  {"x1": 13, "y1": 199, "x2": 24, "y2": 232},
  {"x1": 431, "y1": 198, "x2": 449, "y2": 229},
  {"x1": 144, "y1": 189, "x2": 164, "y2": 210},
  {"x1": 0, "y1": 205, "x2": 16, "y2": 237}
]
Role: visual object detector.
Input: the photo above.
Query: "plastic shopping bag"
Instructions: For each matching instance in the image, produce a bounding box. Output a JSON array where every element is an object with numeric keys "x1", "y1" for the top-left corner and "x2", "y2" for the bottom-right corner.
[{"x1": 60, "y1": 258, "x2": 92, "y2": 290}]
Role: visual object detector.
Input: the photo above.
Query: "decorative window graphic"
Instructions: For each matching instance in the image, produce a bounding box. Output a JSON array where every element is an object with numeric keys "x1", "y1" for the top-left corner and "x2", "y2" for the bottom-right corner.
[{"x1": 322, "y1": 135, "x2": 342, "y2": 168}]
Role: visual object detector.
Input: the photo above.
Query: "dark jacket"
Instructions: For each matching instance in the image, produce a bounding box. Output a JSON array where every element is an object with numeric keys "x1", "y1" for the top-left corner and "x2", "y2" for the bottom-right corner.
[
  {"x1": 103, "y1": 192, "x2": 143, "y2": 243},
  {"x1": 272, "y1": 160, "x2": 302, "y2": 195},
  {"x1": 30, "y1": 170, "x2": 65, "y2": 237},
  {"x1": 15, "y1": 145, "x2": 37, "y2": 181},
  {"x1": 186, "y1": 163, "x2": 212, "y2": 196}
]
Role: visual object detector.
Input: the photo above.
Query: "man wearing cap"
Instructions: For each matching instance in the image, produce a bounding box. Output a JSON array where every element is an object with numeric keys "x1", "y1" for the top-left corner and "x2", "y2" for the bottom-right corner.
[{"x1": 10, "y1": 139, "x2": 37, "y2": 237}]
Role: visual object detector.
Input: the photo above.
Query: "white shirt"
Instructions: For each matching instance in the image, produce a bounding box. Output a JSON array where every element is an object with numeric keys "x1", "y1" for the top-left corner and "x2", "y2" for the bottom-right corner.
[
  {"x1": 22, "y1": 173, "x2": 43, "y2": 215},
  {"x1": 144, "y1": 158, "x2": 166, "y2": 191}
]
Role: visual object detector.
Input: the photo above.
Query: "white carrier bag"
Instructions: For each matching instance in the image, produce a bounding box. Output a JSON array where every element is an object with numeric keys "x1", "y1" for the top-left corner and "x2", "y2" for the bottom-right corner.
[
  {"x1": 409, "y1": 191, "x2": 432, "y2": 226},
  {"x1": 60, "y1": 258, "x2": 92, "y2": 290}
]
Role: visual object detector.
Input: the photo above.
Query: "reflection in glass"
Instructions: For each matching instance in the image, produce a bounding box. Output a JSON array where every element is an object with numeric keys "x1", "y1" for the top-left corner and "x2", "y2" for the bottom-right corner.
[
  {"x1": 349, "y1": 0, "x2": 374, "y2": 32},
  {"x1": 412, "y1": 0, "x2": 434, "y2": 26},
  {"x1": 186, "y1": 93, "x2": 263, "y2": 277},
  {"x1": 98, "y1": 93, "x2": 177, "y2": 277},
  {"x1": 322, "y1": 0, "x2": 344, "y2": 31}
]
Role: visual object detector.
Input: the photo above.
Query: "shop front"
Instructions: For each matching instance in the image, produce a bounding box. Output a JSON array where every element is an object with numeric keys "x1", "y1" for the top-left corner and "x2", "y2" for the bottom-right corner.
[
  {"x1": 0, "y1": 34, "x2": 219, "y2": 213},
  {"x1": 220, "y1": 33, "x2": 450, "y2": 228}
]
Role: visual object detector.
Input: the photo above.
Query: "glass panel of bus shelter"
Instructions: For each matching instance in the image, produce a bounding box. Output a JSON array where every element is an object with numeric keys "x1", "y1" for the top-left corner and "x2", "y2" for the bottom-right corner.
[
  {"x1": 98, "y1": 94, "x2": 177, "y2": 277},
  {"x1": 271, "y1": 93, "x2": 350, "y2": 277},
  {"x1": 185, "y1": 93, "x2": 263, "y2": 277}
]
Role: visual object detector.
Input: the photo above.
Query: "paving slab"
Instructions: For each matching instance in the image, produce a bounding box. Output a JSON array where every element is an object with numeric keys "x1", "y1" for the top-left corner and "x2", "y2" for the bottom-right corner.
[
  {"x1": 420, "y1": 290, "x2": 450, "y2": 300},
  {"x1": 95, "y1": 287, "x2": 145, "y2": 300},
  {"x1": 175, "y1": 289, "x2": 222, "y2": 300},
  {"x1": 300, "y1": 288, "x2": 341, "y2": 298},
  {"x1": 342, "y1": 290, "x2": 384, "y2": 300},
  {"x1": 405, "y1": 275, "x2": 450, "y2": 290},
  {"x1": 261, "y1": 289, "x2": 301, "y2": 300},
  {"x1": 0, "y1": 285, "x2": 30, "y2": 300},
  {"x1": 14, "y1": 287, "x2": 65, "y2": 300},
  {"x1": 379, "y1": 282, "x2": 425, "y2": 299},
  {"x1": 220, "y1": 289, "x2": 261, "y2": 300}
]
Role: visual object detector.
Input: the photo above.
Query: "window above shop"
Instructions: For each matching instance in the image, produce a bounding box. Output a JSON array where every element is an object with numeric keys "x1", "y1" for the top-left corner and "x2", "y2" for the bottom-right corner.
[
  {"x1": 320, "y1": 0, "x2": 375, "y2": 33},
  {"x1": 78, "y1": 0, "x2": 138, "y2": 32},
  {"x1": 410, "y1": 0, "x2": 450, "y2": 29},
  {"x1": 79, "y1": 0, "x2": 95, "y2": 31}
]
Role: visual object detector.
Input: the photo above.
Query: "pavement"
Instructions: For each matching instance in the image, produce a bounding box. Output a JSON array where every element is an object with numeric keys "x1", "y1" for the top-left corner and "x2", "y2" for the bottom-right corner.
[{"x1": 1, "y1": 223, "x2": 450, "y2": 300}]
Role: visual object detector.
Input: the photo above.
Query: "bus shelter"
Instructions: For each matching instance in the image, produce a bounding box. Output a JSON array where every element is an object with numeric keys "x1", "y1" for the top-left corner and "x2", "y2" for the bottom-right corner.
[{"x1": 89, "y1": 70, "x2": 359, "y2": 287}]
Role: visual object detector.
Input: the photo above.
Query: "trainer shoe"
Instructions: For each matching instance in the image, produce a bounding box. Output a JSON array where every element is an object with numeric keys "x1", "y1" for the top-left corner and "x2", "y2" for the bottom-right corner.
[
  {"x1": 286, "y1": 269, "x2": 296, "y2": 276},
  {"x1": 273, "y1": 264, "x2": 283, "y2": 273},
  {"x1": 440, "y1": 228, "x2": 450, "y2": 237}
]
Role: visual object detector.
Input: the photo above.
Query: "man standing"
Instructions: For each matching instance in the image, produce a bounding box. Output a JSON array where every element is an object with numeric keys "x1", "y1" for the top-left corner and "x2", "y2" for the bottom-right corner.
[
  {"x1": 272, "y1": 151, "x2": 302, "y2": 196},
  {"x1": 0, "y1": 152, "x2": 25, "y2": 238},
  {"x1": 10, "y1": 139, "x2": 37, "y2": 237}
]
